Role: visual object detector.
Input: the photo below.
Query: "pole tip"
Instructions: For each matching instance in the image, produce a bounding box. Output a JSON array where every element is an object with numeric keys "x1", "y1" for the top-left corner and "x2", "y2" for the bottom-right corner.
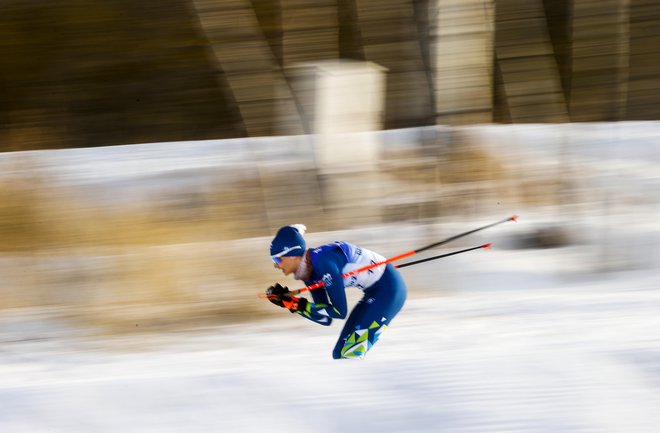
[
  {"x1": 509, "y1": 215, "x2": 518, "y2": 222},
  {"x1": 483, "y1": 243, "x2": 492, "y2": 249}
]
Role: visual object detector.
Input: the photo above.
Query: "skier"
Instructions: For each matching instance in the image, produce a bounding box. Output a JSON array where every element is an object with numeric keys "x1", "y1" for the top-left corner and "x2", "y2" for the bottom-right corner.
[{"x1": 266, "y1": 224, "x2": 407, "y2": 359}]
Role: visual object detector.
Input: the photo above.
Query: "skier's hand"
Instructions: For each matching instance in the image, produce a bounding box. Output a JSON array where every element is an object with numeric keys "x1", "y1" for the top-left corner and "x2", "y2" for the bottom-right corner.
[
  {"x1": 265, "y1": 283, "x2": 290, "y2": 307},
  {"x1": 282, "y1": 296, "x2": 308, "y2": 313},
  {"x1": 265, "y1": 284, "x2": 308, "y2": 313}
]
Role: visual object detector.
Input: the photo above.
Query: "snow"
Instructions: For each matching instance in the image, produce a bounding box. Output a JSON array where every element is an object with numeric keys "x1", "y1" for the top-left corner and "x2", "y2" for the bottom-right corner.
[
  {"x1": 3, "y1": 264, "x2": 660, "y2": 433},
  {"x1": 2, "y1": 123, "x2": 660, "y2": 432}
]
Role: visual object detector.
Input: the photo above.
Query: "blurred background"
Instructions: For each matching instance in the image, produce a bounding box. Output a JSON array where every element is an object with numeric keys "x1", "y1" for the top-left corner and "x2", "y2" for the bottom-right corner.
[
  {"x1": 2, "y1": 0, "x2": 659, "y2": 324},
  {"x1": 2, "y1": 1, "x2": 660, "y2": 432},
  {"x1": 2, "y1": 0, "x2": 659, "y2": 152}
]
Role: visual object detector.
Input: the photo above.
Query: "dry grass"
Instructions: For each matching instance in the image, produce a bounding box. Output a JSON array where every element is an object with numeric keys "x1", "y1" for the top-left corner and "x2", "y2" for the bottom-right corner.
[
  {"x1": 379, "y1": 132, "x2": 573, "y2": 216},
  {"x1": 0, "y1": 137, "x2": 565, "y2": 333},
  {"x1": 0, "y1": 176, "x2": 284, "y2": 332}
]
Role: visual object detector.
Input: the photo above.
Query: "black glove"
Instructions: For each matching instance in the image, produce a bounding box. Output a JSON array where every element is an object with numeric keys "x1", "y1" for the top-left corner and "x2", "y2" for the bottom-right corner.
[
  {"x1": 266, "y1": 283, "x2": 290, "y2": 307},
  {"x1": 265, "y1": 283, "x2": 308, "y2": 313}
]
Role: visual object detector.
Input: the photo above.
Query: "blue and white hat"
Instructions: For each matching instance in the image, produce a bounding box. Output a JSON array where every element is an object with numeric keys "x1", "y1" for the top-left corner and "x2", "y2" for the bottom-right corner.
[{"x1": 270, "y1": 224, "x2": 307, "y2": 259}]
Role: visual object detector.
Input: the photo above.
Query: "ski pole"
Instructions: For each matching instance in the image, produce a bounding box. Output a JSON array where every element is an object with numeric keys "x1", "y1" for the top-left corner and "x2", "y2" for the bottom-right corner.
[
  {"x1": 258, "y1": 242, "x2": 491, "y2": 300},
  {"x1": 259, "y1": 215, "x2": 517, "y2": 299},
  {"x1": 413, "y1": 215, "x2": 516, "y2": 254},
  {"x1": 395, "y1": 243, "x2": 491, "y2": 268},
  {"x1": 289, "y1": 242, "x2": 493, "y2": 295}
]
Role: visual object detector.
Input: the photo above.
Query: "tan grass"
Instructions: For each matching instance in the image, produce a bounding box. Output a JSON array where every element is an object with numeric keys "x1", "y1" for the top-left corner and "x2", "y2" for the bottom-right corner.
[{"x1": 0, "y1": 176, "x2": 284, "y2": 332}]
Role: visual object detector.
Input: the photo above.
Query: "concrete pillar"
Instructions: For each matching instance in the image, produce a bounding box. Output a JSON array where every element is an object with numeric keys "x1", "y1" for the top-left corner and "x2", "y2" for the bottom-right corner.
[
  {"x1": 354, "y1": 0, "x2": 434, "y2": 129},
  {"x1": 286, "y1": 61, "x2": 387, "y2": 227},
  {"x1": 191, "y1": 0, "x2": 304, "y2": 136},
  {"x1": 281, "y1": 0, "x2": 339, "y2": 65},
  {"x1": 570, "y1": 0, "x2": 631, "y2": 120},
  {"x1": 495, "y1": 0, "x2": 569, "y2": 122},
  {"x1": 431, "y1": 0, "x2": 495, "y2": 125}
]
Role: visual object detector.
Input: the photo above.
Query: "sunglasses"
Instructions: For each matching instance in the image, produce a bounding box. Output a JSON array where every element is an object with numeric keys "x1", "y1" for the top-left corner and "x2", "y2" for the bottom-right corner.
[{"x1": 271, "y1": 246, "x2": 302, "y2": 265}]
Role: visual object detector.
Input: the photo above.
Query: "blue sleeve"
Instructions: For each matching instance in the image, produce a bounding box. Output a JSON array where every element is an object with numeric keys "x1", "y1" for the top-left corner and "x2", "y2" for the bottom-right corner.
[{"x1": 294, "y1": 248, "x2": 348, "y2": 325}]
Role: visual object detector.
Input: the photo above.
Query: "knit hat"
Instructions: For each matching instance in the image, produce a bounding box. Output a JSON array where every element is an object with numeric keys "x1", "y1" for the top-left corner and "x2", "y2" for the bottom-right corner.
[{"x1": 270, "y1": 224, "x2": 307, "y2": 258}]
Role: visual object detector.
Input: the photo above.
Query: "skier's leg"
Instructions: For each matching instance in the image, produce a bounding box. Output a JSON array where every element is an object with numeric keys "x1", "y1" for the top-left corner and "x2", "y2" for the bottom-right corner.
[{"x1": 332, "y1": 264, "x2": 407, "y2": 359}]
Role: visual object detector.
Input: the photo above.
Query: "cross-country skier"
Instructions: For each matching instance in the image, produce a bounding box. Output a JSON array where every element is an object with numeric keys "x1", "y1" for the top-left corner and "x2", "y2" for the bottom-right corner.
[{"x1": 265, "y1": 224, "x2": 407, "y2": 359}]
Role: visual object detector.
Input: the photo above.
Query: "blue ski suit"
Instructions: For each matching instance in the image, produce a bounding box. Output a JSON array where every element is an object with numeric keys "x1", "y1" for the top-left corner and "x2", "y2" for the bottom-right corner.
[{"x1": 294, "y1": 241, "x2": 407, "y2": 359}]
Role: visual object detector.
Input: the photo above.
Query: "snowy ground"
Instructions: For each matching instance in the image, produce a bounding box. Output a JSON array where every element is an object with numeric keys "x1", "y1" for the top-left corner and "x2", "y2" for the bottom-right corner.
[
  {"x1": 2, "y1": 123, "x2": 660, "y2": 432},
  {"x1": 2, "y1": 235, "x2": 660, "y2": 433}
]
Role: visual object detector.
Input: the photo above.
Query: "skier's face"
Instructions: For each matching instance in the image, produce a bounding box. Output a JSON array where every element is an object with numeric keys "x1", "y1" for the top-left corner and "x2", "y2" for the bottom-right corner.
[{"x1": 274, "y1": 255, "x2": 302, "y2": 276}]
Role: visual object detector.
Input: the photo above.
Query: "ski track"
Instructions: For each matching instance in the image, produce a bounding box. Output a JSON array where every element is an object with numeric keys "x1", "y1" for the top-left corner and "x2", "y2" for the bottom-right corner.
[{"x1": 2, "y1": 270, "x2": 660, "y2": 433}]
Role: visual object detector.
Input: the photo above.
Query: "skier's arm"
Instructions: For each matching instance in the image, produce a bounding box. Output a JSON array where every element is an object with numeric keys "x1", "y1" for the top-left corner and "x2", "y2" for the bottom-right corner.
[
  {"x1": 294, "y1": 249, "x2": 348, "y2": 325},
  {"x1": 290, "y1": 287, "x2": 333, "y2": 326}
]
